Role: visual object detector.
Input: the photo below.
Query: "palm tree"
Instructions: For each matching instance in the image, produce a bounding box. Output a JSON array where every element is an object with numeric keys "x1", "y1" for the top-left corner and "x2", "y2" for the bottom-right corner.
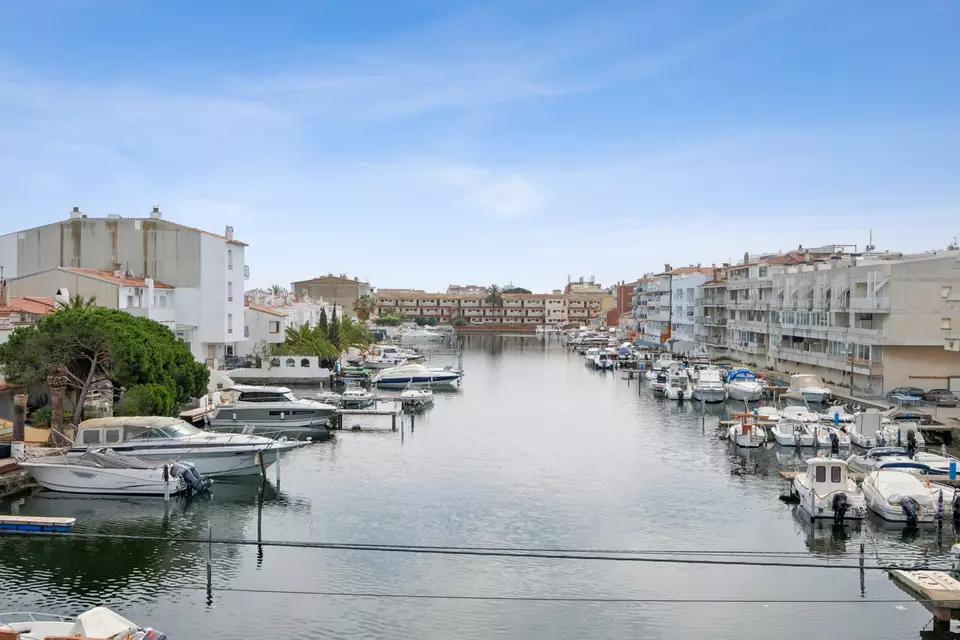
[
  {"x1": 485, "y1": 284, "x2": 504, "y2": 321},
  {"x1": 55, "y1": 294, "x2": 97, "y2": 311},
  {"x1": 352, "y1": 294, "x2": 377, "y2": 322},
  {"x1": 269, "y1": 284, "x2": 287, "y2": 296}
]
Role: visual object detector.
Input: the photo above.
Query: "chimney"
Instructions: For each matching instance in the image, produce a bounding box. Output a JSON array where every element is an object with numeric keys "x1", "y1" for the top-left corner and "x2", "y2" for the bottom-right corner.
[
  {"x1": 150, "y1": 206, "x2": 162, "y2": 219},
  {"x1": 354, "y1": 276, "x2": 359, "y2": 281},
  {"x1": 54, "y1": 288, "x2": 70, "y2": 305},
  {"x1": 225, "y1": 225, "x2": 234, "y2": 241},
  {"x1": 69, "y1": 206, "x2": 82, "y2": 220},
  {"x1": 743, "y1": 251, "x2": 749, "y2": 264}
]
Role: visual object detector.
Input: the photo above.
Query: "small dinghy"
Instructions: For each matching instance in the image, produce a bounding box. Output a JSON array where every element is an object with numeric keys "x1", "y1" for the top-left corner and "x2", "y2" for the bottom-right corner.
[
  {"x1": 728, "y1": 415, "x2": 766, "y2": 448},
  {"x1": 0, "y1": 606, "x2": 166, "y2": 640}
]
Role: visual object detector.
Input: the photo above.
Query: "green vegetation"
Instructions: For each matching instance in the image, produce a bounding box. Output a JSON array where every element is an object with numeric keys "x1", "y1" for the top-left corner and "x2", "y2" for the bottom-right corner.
[
  {"x1": 0, "y1": 301, "x2": 208, "y2": 419},
  {"x1": 374, "y1": 310, "x2": 404, "y2": 327},
  {"x1": 485, "y1": 284, "x2": 504, "y2": 307},
  {"x1": 327, "y1": 308, "x2": 340, "y2": 346},
  {"x1": 269, "y1": 284, "x2": 287, "y2": 296},
  {"x1": 502, "y1": 286, "x2": 531, "y2": 294},
  {"x1": 274, "y1": 314, "x2": 373, "y2": 358},
  {"x1": 414, "y1": 316, "x2": 438, "y2": 327},
  {"x1": 353, "y1": 293, "x2": 377, "y2": 321},
  {"x1": 453, "y1": 317, "x2": 469, "y2": 326},
  {"x1": 116, "y1": 383, "x2": 177, "y2": 416}
]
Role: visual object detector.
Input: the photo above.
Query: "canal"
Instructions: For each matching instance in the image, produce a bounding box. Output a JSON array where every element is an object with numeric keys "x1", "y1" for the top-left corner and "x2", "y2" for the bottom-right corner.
[{"x1": 0, "y1": 337, "x2": 953, "y2": 638}]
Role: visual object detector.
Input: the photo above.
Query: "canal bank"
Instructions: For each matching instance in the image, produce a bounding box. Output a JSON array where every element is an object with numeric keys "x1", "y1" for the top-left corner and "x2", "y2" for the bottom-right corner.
[{"x1": 0, "y1": 337, "x2": 952, "y2": 639}]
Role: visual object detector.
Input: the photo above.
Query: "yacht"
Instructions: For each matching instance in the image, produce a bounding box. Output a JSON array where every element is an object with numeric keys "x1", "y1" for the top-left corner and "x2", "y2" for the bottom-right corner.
[
  {"x1": 862, "y1": 470, "x2": 938, "y2": 524},
  {"x1": 69, "y1": 417, "x2": 304, "y2": 477},
  {"x1": 372, "y1": 363, "x2": 463, "y2": 389},
  {"x1": 846, "y1": 447, "x2": 917, "y2": 474},
  {"x1": 644, "y1": 357, "x2": 675, "y2": 382},
  {"x1": 725, "y1": 368, "x2": 764, "y2": 402},
  {"x1": 788, "y1": 374, "x2": 832, "y2": 404},
  {"x1": 792, "y1": 458, "x2": 866, "y2": 522},
  {"x1": 399, "y1": 328, "x2": 445, "y2": 344},
  {"x1": 0, "y1": 606, "x2": 164, "y2": 640},
  {"x1": 820, "y1": 406, "x2": 855, "y2": 424},
  {"x1": 665, "y1": 368, "x2": 692, "y2": 401},
  {"x1": 206, "y1": 385, "x2": 337, "y2": 440},
  {"x1": 771, "y1": 417, "x2": 816, "y2": 447},
  {"x1": 778, "y1": 393, "x2": 820, "y2": 424},
  {"x1": 691, "y1": 367, "x2": 727, "y2": 403}
]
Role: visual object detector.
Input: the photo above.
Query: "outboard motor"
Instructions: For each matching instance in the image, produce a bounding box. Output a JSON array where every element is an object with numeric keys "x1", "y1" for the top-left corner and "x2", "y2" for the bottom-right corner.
[
  {"x1": 900, "y1": 496, "x2": 920, "y2": 527},
  {"x1": 906, "y1": 430, "x2": 917, "y2": 457},
  {"x1": 952, "y1": 492, "x2": 960, "y2": 523},
  {"x1": 832, "y1": 492, "x2": 850, "y2": 524},
  {"x1": 829, "y1": 431, "x2": 840, "y2": 457},
  {"x1": 170, "y1": 461, "x2": 213, "y2": 493}
]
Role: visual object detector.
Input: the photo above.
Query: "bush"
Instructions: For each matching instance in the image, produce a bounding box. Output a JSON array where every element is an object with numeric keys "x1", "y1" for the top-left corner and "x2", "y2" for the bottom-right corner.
[
  {"x1": 414, "y1": 316, "x2": 428, "y2": 326},
  {"x1": 116, "y1": 384, "x2": 178, "y2": 417},
  {"x1": 453, "y1": 317, "x2": 469, "y2": 326}
]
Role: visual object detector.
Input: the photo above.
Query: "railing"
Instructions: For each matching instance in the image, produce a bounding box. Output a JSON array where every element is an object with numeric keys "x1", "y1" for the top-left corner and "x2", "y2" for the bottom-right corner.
[{"x1": 849, "y1": 297, "x2": 890, "y2": 311}]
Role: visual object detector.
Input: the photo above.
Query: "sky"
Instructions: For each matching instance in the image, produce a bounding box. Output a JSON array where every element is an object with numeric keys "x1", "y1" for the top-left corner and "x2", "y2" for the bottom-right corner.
[{"x1": 0, "y1": 0, "x2": 958, "y2": 293}]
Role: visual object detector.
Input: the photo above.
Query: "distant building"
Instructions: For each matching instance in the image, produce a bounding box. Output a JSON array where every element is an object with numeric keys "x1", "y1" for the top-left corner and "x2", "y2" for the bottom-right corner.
[
  {"x1": 641, "y1": 266, "x2": 714, "y2": 353},
  {"x1": 290, "y1": 274, "x2": 372, "y2": 317},
  {"x1": 239, "y1": 291, "x2": 341, "y2": 357},
  {"x1": 377, "y1": 290, "x2": 601, "y2": 326},
  {"x1": 446, "y1": 284, "x2": 487, "y2": 295}
]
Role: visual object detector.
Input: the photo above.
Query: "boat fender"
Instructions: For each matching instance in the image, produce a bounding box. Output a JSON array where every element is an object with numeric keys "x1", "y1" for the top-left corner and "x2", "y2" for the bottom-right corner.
[
  {"x1": 831, "y1": 492, "x2": 850, "y2": 524},
  {"x1": 900, "y1": 496, "x2": 919, "y2": 527}
]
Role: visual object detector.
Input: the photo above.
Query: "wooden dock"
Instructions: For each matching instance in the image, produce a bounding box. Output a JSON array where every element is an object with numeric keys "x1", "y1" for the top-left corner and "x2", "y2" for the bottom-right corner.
[
  {"x1": 890, "y1": 570, "x2": 960, "y2": 622},
  {"x1": 333, "y1": 406, "x2": 404, "y2": 431}
]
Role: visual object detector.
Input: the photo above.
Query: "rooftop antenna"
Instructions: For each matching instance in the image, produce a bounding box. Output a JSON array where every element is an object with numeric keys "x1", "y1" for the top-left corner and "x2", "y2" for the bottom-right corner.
[{"x1": 865, "y1": 229, "x2": 875, "y2": 253}]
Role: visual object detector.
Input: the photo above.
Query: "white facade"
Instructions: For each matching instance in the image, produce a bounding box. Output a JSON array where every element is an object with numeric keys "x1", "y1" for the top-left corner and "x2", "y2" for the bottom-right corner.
[
  {"x1": 239, "y1": 294, "x2": 342, "y2": 357},
  {"x1": 640, "y1": 268, "x2": 711, "y2": 353}
]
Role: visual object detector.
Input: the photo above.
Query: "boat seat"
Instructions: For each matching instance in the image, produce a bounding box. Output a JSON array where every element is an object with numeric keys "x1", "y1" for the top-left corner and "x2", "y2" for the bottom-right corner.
[{"x1": 0, "y1": 630, "x2": 19, "y2": 640}]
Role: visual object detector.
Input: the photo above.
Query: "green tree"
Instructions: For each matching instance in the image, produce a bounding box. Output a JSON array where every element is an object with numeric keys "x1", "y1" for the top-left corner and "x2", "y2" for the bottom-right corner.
[
  {"x1": 337, "y1": 316, "x2": 373, "y2": 348},
  {"x1": 502, "y1": 287, "x2": 531, "y2": 294},
  {"x1": 318, "y1": 308, "x2": 328, "y2": 334},
  {"x1": 116, "y1": 383, "x2": 177, "y2": 416},
  {"x1": 352, "y1": 294, "x2": 377, "y2": 322},
  {"x1": 274, "y1": 322, "x2": 339, "y2": 359},
  {"x1": 453, "y1": 317, "x2": 469, "y2": 326},
  {"x1": 56, "y1": 294, "x2": 98, "y2": 310},
  {"x1": 327, "y1": 308, "x2": 340, "y2": 346},
  {"x1": 485, "y1": 284, "x2": 504, "y2": 321},
  {"x1": 0, "y1": 306, "x2": 208, "y2": 419},
  {"x1": 269, "y1": 284, "x2": 287, "y2": 296},
  {"x1": 414, "y1": 316, "x2": 428, "y2": 326}
]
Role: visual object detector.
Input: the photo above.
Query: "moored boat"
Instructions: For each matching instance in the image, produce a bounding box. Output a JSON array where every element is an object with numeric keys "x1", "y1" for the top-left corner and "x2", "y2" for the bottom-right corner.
[
  {"x1": 788, "y1": 374, "x2": 832, "y2": 404},
  {"x1": 0, "y1": 606, "x2": 165, "y2": 640},
  {"x1": 792, "y1": 457, "x2": 866, "y2": 522},
  {"x1": 372, "y1": 363, "x2": 463, "y2": 389},
  {"x1": 725, "y1": 368, "x2": 763, "y2": 402}
]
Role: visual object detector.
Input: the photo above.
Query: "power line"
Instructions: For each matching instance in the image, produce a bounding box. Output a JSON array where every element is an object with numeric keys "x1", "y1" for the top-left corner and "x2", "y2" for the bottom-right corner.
[{"x1": 1, "y1": 530, "x2": 952, "y2": 572}]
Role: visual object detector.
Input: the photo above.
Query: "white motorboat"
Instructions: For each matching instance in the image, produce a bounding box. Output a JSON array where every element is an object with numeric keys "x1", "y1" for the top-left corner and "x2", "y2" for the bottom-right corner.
[
  {"x1": 589, "y1": 350, "x2": 615, "y2": 370},
  {"x1": 399, "y1": 328, "x2": 445, "y2": 343},
  {"x1": 206, "y1": 385, "x2": 336, "y2": 440},
  {"x1": 725, "y1": 368, "x2": 764, "y2": 402},
  {"x1": 728, "y1": 416, "x2": 766, "y2": 448},
  {"x1": 361, "y1": 354, "x2": 408, "y2": 369},
  {"x1": 771, "y1": 417, "x2": 816, "y2": 447},
  {"x1": 691, "y1": 367, "x2": 727, "y2": 403},
  {"x1": 341, "y1": 382, "x2": 375, "y2": 407},
  {"x1": 400, "y1": 384, "x2": 435, "y2": 408},
  {"x1": 665, "y1": 368, "x2": 692, "y2": 401},
  {"x1": 0, "y1": 606, "x2": 164, "y2": 640},
  {"x1": 788, "y1": 374, "x2": 832, "y2": 404},
  {"x1": 778, "y1": 393, "x2": 820, "y2": 424},
  {"x1": 912, "y1": 450, "x2": 960, "y2": 475},
  {"x1": 19, "y1": 449, "x2": 211, "y2": 496},
  {"x1": 583, "y1": 348, "x2": 601, "y2": 365},
  {"x1": 69, "y1": 417, "x2": 304, "y2": 477},
  {"x1": 846, "y1": 447, "x2": 917, "y2": 474},
  {"x1": 792, "y1": 458, "x2": 866, "y2": 522},
  {"x1": 644, "y1": 357, "x2": 675, "y2": 382},
  {"x1": 849, "y1": 408, "x2": 883, "y2": 448},
  {"x1": 820, "y1": 406, "x2": 855, "y2": 424},
  {"x1": 862, "y1": 470, "x2": 939, "y2": 524},
  {"x1": 753, "y1": 405, "x2": 782, "y2": 427},
  {"x1": 372, "y1": 363, "x2": 463, "y2": 389},
  {"x1": 379, "y1": 344, "x2": 425, "y2": 361}
]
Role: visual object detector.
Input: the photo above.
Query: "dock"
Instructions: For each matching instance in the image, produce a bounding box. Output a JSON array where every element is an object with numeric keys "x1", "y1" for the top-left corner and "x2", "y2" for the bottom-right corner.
[
  {"x1": 0, "y1": 515, "x2": 76, "y2": 532},
  {"x1": 890, "y1": 570, "x2": 960, "y2": 624},
  {"x1": 332, "y1": 406, "x2": 404, "y2": 431}
]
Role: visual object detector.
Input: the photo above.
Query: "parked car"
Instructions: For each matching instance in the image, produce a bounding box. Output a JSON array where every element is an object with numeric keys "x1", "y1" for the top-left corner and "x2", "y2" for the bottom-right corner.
[
  {"x1": 924, "y1": 389, "x2": 959, "y2": 407},
  {"x1": 886, "y1": 387, "x2": 926, "y2": 401}
]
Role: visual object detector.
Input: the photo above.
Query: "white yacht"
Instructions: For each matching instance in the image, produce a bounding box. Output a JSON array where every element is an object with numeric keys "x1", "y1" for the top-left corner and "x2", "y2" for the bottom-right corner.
[
  {"x1": 862, "y1": 470, "x2": 938, "y2": 524},
  {"x1": 788, "y1": 374, "x2": 832, "y2": 404},
  {"x1": 19, "y1": 449, "x2": 209, "y2": 496},
  {"x1": 665, "y1": 368, "x2": 692, "y2": 401},
  {"x1": 691, "y1": 367, "x2": 727, "y2": 403},
  {"x1": 728, "y1": 416, "x2": 766, "y2": 448},
  {"x1": 725, "y1": 368, "x2": 764, "y2": 402},
  {"x1": 644, "y1": 357, "x2": 675, "y2": 382},
  {"x1": 792, "y1": 458, "x2": 866, "y2": 522},
  {"x1": 771, "y1": 417, "x2": 816, "y2": 447},
  {"x1": 206, "y1": 385, "x2": 336, "y2": 440},
  {"x1": 372, "y1": 363, "x2": 463, "y2": 389},
  {"x1": 398, "y1": 328, "x2": 445, "y2": 344},
  {"x1": 69, "y1": 417, "x2": 304, "y2": 477},
  {"x1": 846, "y1": 447, "x2": 917, "y2": 474},
  {"x1": 400, "y1": 384, "x2": 435, "y2": 408},
  {"x1": 0, "y1": 606, "x2": 163, "y2": 640},
  {"x1": 778, "y1": 393, "x2": 820, "y2": 424},
  {"x1": 820, "y1": 406, "x2": 855, "y2": 424}
]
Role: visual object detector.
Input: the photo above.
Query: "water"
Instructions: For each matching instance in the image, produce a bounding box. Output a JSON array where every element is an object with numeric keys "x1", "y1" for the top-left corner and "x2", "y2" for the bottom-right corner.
[{"x1": 0, "y1": 338, "x2": 955, "y2": 638}]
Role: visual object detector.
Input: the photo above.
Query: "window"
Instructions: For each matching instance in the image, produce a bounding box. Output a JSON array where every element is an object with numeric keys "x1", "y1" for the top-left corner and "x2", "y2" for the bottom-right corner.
[
  {"x1": 830, "y1": 466, "x2": 841, "y2": 483},
  {"x1": 105, "y1": 429, "x2": 121, "y2": 444},
  {"x1": 269, "y1": 357, "x2": 280, "y2": 368},
  {"x1": 81, "y1": 429, "x2": 102, "y2": 445},
  {"x1": 159, "y1": 295, "x2": 167, "y2": 309},
  {"x1": 815, "y1": 466, "x2": 826, "y2": 482},
  {"x1": 269, "y1": 321, "x2": 280, "y2": 334},
  {"x1": 943, "y1": 318, "x2": 953, "y2": 330},
  {"x1": 126, "y1": 295, "x2": 134, "y2": 308},
  {"x1": 244, "y1": 326, "x2": 250, "y2": 337},
  {"x1": 227, "y1": 313, "x2": 233, "y2": 333},
  {"x1": 227, "y1": 282, "x2": 233, "y2": 302},
  {"x1": 301, "y1": 358, "x2": 310, "y2": 367},
  {"x1": 228, "y1": 249, "x2": 233, "y2": 269},
  {"x1": 759, "y1": 266, "x2": 768, "y2": 277},
  {"x1": 285, "y1": 358, "x2": 296, "y2": 367}
]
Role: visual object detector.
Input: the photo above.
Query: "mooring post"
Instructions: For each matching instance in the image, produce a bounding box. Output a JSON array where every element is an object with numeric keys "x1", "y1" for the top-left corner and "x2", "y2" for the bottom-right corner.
[
  {"x1": 392, "y1": 413, "x2": 397, "y2": 431},
  {"x1": 206, "y1": 525, "x2": 213, "y2": 605},
  {"x1": 258, "y1": 450, "x2": 267, "y2": 478},
  {"x1": 275, "y1": 450, "x2": 281, "y2": 489},
  {"x1": 163, "y1": 464, "x2": 170, "y2": 503},
  {"x1": 11, "y1": 394, "x2": 27, "y2": 458},
  {"x1": 257, "y1": 481, "x2": 264, "y2": 543},
  {"x1": 411, "y1": 413, "x2": 416, "y2": 430}
]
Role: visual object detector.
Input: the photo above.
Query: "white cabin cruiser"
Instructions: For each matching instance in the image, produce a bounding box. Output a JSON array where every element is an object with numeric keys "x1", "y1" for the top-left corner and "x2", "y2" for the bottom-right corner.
[
  {"x1": 589, "y1": 350, "x2": 615, "y2": 370},
  {"x1": 691, "y1": 367, "x2": 727, "y2": 403},
  {"x1": 340, "y1": 382, "x2": 375, "y2": 407},
  {"x1": 771, "y1": 417, "x2": 816, "y2": 447},
  {"x1": 820, "y1": 406, "x2": 855, "y2": 424},
  {"x1": 725, "y1": 368, "x2": 763, "y2": 402},
  {"x1": 206, "y1": 385, "x2": 336, "y2": 440},
  {"x1": 19, "y1": 449, "x2": 210, "y2": 496},
  {"x1": 846, "y1": 447, "x2": 917, "y2": 474},
  {"x1": 644, "y1": 357, "x2": 675, "y2": 382},
  {"x1": 778, "y1": 393, "x2": 820, "y2": 424},
  {"x1": 665, "y1": 368, "x2": 692, "y2": 401},
  {"x1": 399, "y1": 328, "x2": 445, "y2": 343},
  {"x1": 372, "y1": 363, "x2": 463, "y2": 389},
  {"x1": 788, "y1": 374, "x2": 832, "y2": 404},
  {"x1": 792, "y1": 458, "x2": 866, "y2": 522},
  {"x1": 0, "y1": 606, "x2": 164, "y2": 640},
  {"x1": 69, "y1": 417, "x2": 303, "y2": 477},
  {"x1": 728, "y1": 416, "x2": 766, "y2": 448},
  {"x1": 862, "y1": 470, "x2": 939, "y2": 524},
  {"x1": 400, "y1": 384, "x2": 435, "y2": 408}
]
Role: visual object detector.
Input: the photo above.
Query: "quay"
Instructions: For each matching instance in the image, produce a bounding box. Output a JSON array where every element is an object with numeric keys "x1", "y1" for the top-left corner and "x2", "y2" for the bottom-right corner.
[{"x1": 889, "y1": 570, "x2": 960, "y2": 627}]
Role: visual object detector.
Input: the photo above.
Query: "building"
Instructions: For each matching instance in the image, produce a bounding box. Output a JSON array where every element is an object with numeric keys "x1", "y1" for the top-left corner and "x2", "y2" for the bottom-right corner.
[
  {"x1": 697, "y1": 268, "x2": 728, "y2": 360},
  {"x1": 640, "y1": 266, "x2": 713, "y2": 352},
  {"x1": 0, "y1": 206, "x2": 248, "y2": 366},
  {"x1": 290, "y1": 274, "x2": 372, "y2": 317},
  {"x1": 0, "y1": 295, "x2": 56, "y2": 348},
  {"x1": 607, "y1": 280, "x2": 639, "y2": 329},
  {"x1": 446, "y1": 284, "x2": 487, "y2": 295},
  {"x1": 376, "y1": 290, "x2": 601, "y2": 326},
  {"x1": 240, "y1": 291, "x2": 341, "y2": 357}
]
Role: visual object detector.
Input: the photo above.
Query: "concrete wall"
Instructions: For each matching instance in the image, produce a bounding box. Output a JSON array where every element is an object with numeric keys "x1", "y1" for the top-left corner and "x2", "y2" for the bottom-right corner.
[
  {"x1": 239, "y1": 308, "x2": 287, "y2": 356},
  {"x1": 0, "y1": 232, "x2": 18, "y2": 279},
  {"x1": 882, "y1": 345, "x2": 960, "y2": 392},
  {"x1": 7, "y1": 271, "x2": 120, "y2": 307},
  {"x1": 292, "y1": 278, "x2": 368, "y2": 315},
  {"x1": 229, "y1": 356, "x2": 331, "y2": 383}
]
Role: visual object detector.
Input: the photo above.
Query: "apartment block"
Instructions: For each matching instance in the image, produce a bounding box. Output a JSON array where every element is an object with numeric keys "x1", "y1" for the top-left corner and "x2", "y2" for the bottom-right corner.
[
  {"x1": 290, "y1": 274, "x2": 371, "y2": 316},
  {"x1": 240, "y1": 291, "x2": 341, "y2": 357},
  {"x1": 376, "y1": 291, "x2": 601, "y2": 326},
  {"x1": 0, "y1": 207, "x2": 247, "y2": 366},
  {"x1": 640, "y1": 266, "x2": 713, "y2": 352}
]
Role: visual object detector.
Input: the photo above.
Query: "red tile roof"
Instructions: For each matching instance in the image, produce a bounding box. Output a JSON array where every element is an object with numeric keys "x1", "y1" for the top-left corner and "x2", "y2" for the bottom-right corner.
[
  {"x1": 246, "y1": 303, "x2": 288, "y2": 317},
  {"x1": 64, "y1": 268, "x2": 174, "y2": 289},
  {"x1": 0, "y1": 297, "x2": 57, "y2": 315}
]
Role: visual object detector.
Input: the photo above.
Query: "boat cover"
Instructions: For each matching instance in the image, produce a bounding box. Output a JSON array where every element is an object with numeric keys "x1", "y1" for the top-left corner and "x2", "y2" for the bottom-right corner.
[
  {"x1": 726, "y1": 368, "x2": 756, "y2": 383},
  {"x1": 872, "y1": 472, "x2": 934, "y2": 507},
  {"x1": 69, "y1": 607, "x2": 139, "y2": 639}
]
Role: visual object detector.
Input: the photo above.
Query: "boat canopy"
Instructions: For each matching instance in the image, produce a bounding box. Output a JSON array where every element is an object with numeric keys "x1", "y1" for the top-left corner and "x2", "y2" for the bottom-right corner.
[{"x1": 726, "y1": 368, "x2": 756, "y2": 383}]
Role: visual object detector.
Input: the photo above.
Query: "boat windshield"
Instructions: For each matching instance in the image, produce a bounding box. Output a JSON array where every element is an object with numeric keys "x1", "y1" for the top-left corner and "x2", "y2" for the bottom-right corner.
[
  {"x1": 791, "y1": 375, "x2": 822, "y2": 388},
  {"x1": 782, "y1": 395, "x2": 808, "y2": 408},
  {"x1": 128, "y1": 422, "x2": 201, "y2": 440},
  {"x1": 283, "y1": 392, "x2": 299, "y2": 402}
]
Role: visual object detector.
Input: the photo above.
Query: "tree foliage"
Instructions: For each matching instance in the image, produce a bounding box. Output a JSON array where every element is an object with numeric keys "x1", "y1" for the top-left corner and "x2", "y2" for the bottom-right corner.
[
  {"x1": 0, "y1": 305, "x2": 208, "y2": 419},
  {"x1": 116, "y1": 383, "x2": 177, "y2": 417},
  {"x1": 414, "y1": 316, "x2": 438, "y2": 326},
  {"x1": 485, "y1": 284, "x2": 504, "y2": 307},
  {"x1": 374, "y1": 311, "x2": 403, "y2": 327},
  {"x1": 502, "y1": 287, "x2": 531, "y2": 294},
  {"x1": 318, "y1": 308, "x2": 328, "y2": 334},
  {"x1": 274, "y1": 322, "x2": 340, "y2": 359},
  {"x1": 269, "y1": 284, "x2": 287, "y2": 296},
  {"x1": 453, "y1": 317, "x2": 469, "y2": 326},
  {"x1": 352, "y1": 294, "x2": 377, "y2": 322},
  {"x1": 327, "y1": 308, "x2": 340, "y2": 346}
]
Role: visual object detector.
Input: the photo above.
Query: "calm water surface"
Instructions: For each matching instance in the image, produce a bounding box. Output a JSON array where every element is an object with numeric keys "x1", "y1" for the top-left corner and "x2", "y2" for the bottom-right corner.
[{"x1": 1, "y1": 337, "x2": 956, "y2": 638}]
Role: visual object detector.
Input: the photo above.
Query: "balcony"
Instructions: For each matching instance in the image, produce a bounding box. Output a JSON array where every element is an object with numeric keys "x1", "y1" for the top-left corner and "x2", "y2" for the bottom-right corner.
[
  {"x1": 702, "y1": 317, "x2": 727, "y2": 326},
  {"x1": 727, "y1": 342, "x2": 767, "y2": 355},
  {"x1": 849, "y1": 297, "x2": 890, "y2": 312},
  {"x1": 775, "y1": 346, "x2": 882, "y2": 376}
]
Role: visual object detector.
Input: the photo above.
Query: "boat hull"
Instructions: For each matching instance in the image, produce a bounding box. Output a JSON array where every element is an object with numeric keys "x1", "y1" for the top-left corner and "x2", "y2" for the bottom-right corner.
[
  {"x1": 794, "y1": 481, "x2": 866, "y2": 521},
  {"x1": 373, "y1": 374, "x2": 461, "y2": 389},
  {"x1": 204, "y1": 422, "x2": 329, "y2": 441},
  {"x1": 21, "y1": 463, "x2": 187, "y2": 495},
  {"x1": 771, "y1": 429, "x2": 816, "y2": 447},
  {"x1": 693, "y1": 389, "x2": 727, "y2": 403},
  {"x1": 67, "y1": 444, "x2": 295, "y2": 477},
  {"x1": 727, "y1": 384, "x2": 762, "y2": 402}
]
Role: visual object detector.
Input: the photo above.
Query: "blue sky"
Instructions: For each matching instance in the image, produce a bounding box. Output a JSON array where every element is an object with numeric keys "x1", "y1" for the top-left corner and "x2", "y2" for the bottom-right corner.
[{"x1": 1, "y1": 0, "x2": 958, "y2": 292}]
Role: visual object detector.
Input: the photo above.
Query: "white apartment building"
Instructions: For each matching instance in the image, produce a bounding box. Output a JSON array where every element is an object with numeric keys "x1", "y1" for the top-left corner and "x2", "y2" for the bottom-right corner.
[
  {"x1": 640, "y1": 267, "x2": 712, "y2": 352},
  {"x1": 240, "y1": 293, "x2": 341, "y2": 357},
  {"x1": 376, "y1": 291, "x2": 600, "y2": 326},
  {"x1": 0, "y1": 206, "x2": 248, "y2": 366},
  {"x1": 710, "y1": 248, "x2": 960, "y2": 395}
]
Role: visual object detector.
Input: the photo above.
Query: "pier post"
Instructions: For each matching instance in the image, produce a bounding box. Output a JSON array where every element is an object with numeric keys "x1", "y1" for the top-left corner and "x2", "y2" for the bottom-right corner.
[
  {"x1": 11, "y1": 393, "x2": 27, "y2": 458},
  {"x1": 206, "y1": 525, "x2": 213, "y2": 606},
  {"x1": 392, "y1": 413, "x2": 397, "y2": 431},
  {"x1": 411, "y1": 413, "x2": 416, "y2": 430},
  {"x1": 275, "y1": 450, "x2": 281, "y2": 489}
]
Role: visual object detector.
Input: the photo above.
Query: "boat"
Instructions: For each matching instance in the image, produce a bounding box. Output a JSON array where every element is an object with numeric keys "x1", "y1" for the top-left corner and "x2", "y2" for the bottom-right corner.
[
  {"x1": 589, "y1": 350, "x2": 615, "y2": 370},
  {"x1": 664, "y1": 368, "x2": 692, "y2": 401},
  {"x1": 820, "y1": 406, "x2": 855, "y2": 424},
  {"x1": 752, "y1": 405, "x2": 782, "y2": 427},
  {"x1": 846, "y1": 447, "x2": 916, "y2": 474},
  {"x1": 19, "y1": 449, "x2": 211, "y2": 496},
  {"x1": 725, "y1": 368, "x2": 763, "y2": 402},
  {"x1": 398, "y1": 328, "x2": 445, "y2": 344},
  {"x1": 728, "y1": 415, "x2": 766, "y2": 448},
  {"x1": 849, "y1": 408, "x2": 883, "y2": 448},
  {"x1": 206, "y1": 385, "x2": 336, "y2": 440},
  {"x1": 778, "y1": 393, "x2": 820, "y2": 424},
  {"x1": 340, "y1": 382, "x2": 375, "y2": 408},
  {"x1": 771, "y1": 417, "x2": 816, "y2": 447},
  {"x1": 0, "y1": 606, "x2": 165, "y2": 640},
  {"x1": 691, "y1": 367, "x2": 727, "y2": 403},
  {"x1": 862, "y1": 470, "x2": 939, "y2": 524},
  {"x1": 911, "y1": 450, "x2": 960, "y2": 474},
  {"x1": 378, "y1": 344, "x2": 424, "y2": 361},
  {"x1": 400, "y1": 384, "x2": 435, "y2": 408},
  {"x1": 68, "y1": 417, "x2": 304, "y2": 478},
  {"x1": 0, "y1": 515, "x2": 76, "y2": 532},
  {"x1": 792, "y1": 457, "x2": 866, "y2": 522},
  {"x1": 371, "y1": 363, "x2": 463, "y2": 389},
  {"x1": 788, "y1": 374, "x2": 832, "y2": 404},
  {"x1": 361, "y1": 354, "x2": 409, "y2": 369},
  {"x1": 644, "y1": 357, "x2": 674, "y2": 382}
]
